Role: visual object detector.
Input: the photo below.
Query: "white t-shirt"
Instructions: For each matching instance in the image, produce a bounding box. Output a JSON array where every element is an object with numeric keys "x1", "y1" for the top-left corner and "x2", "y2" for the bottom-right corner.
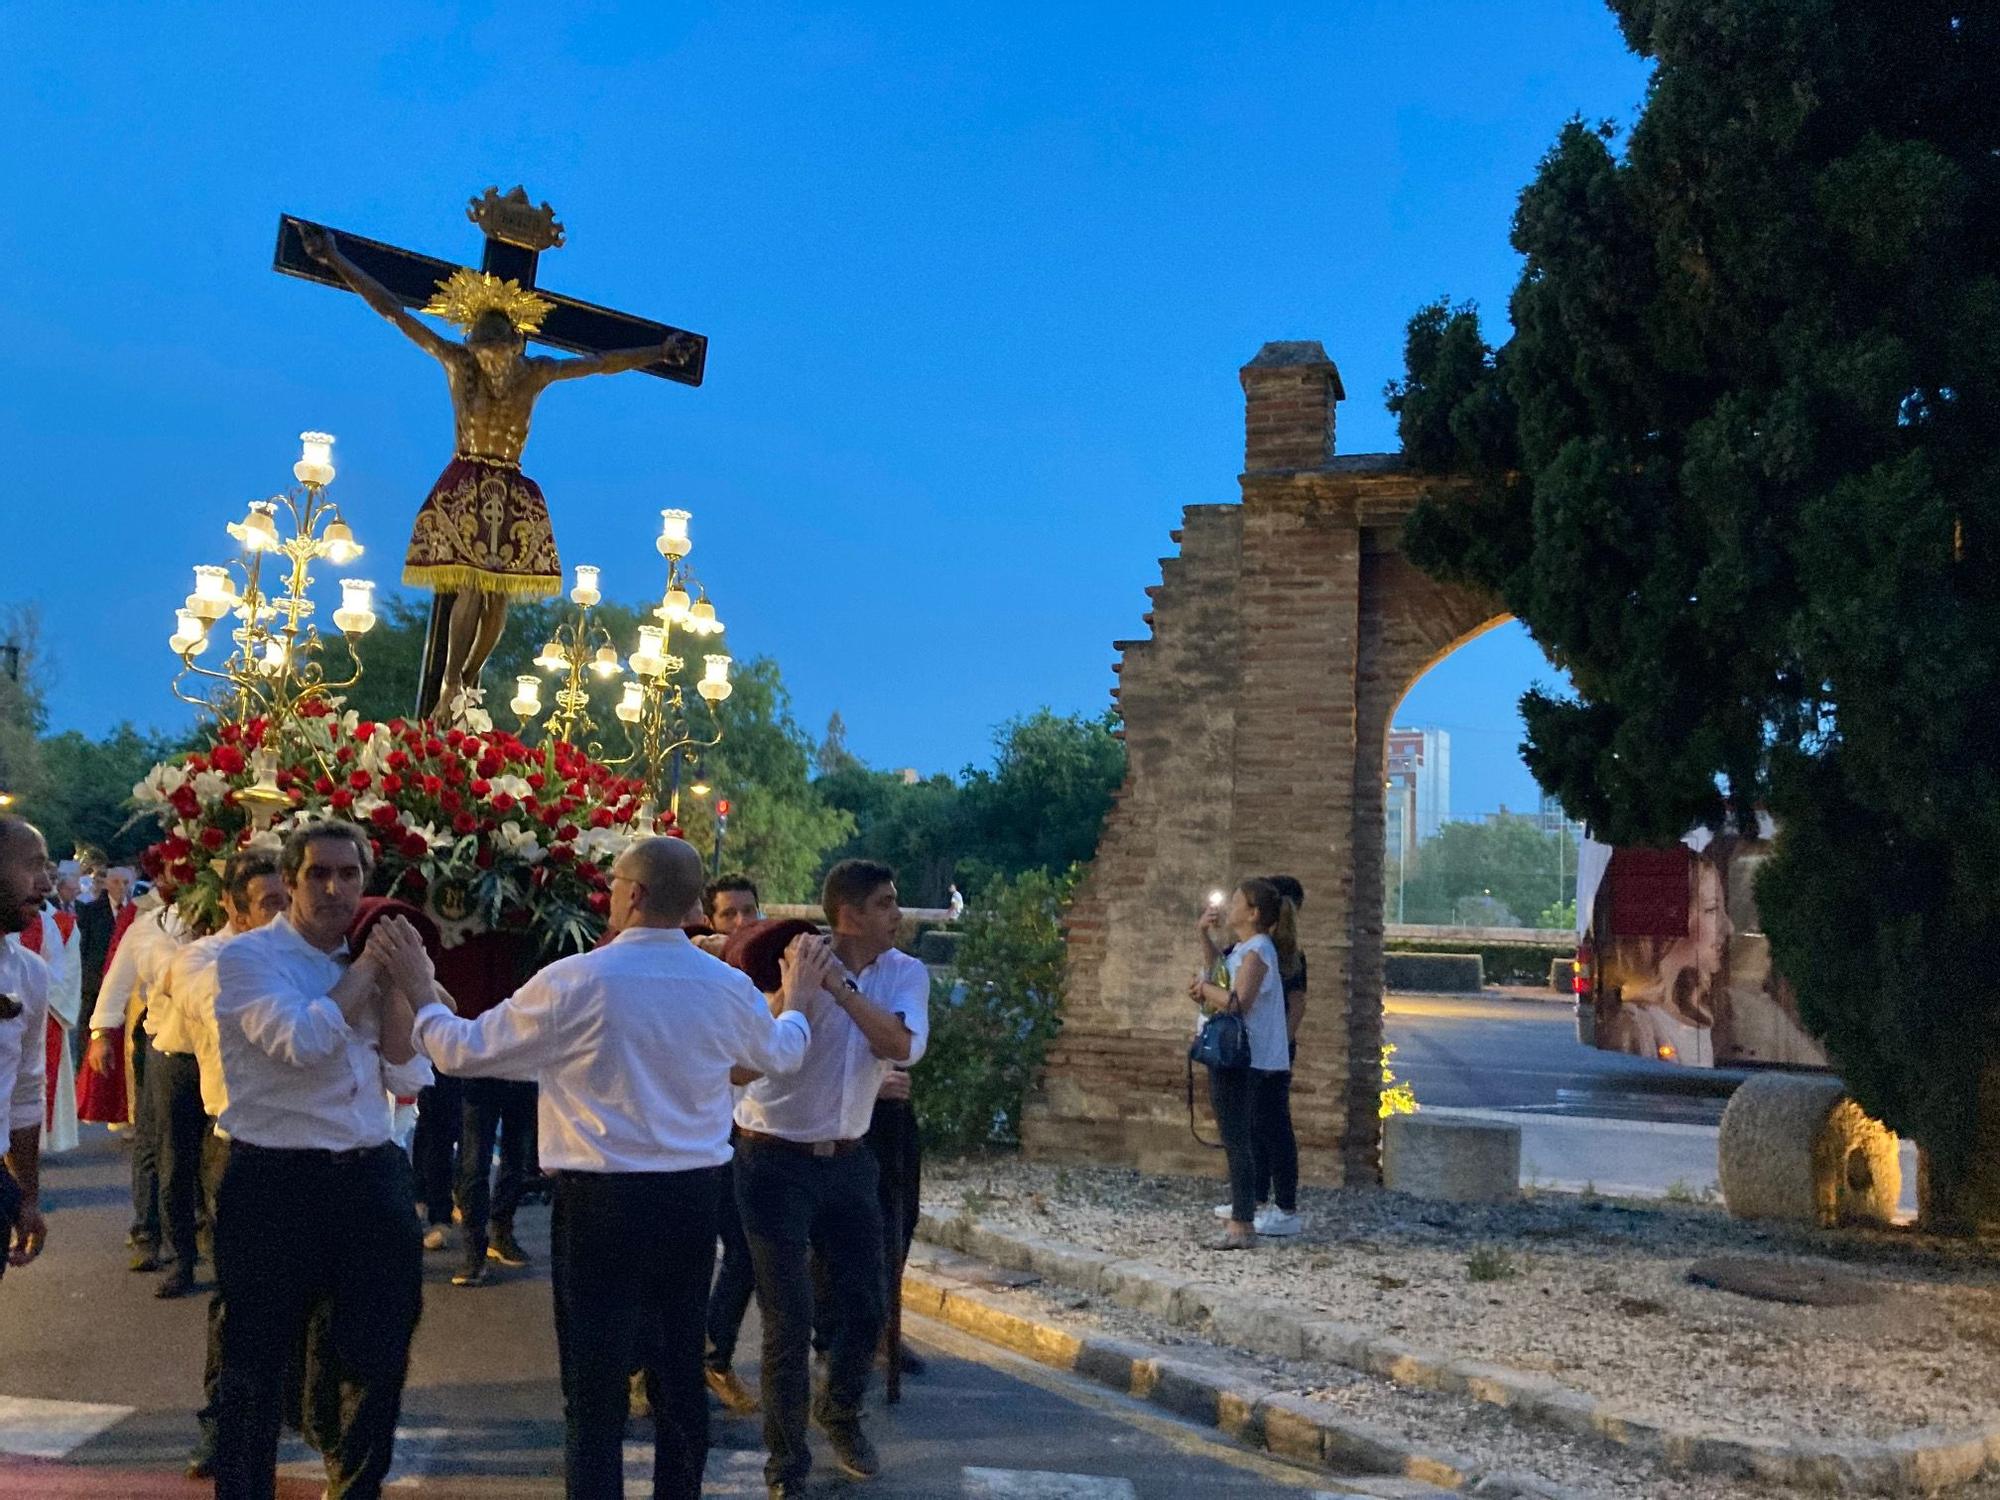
[{"x1": 1226, "y1": 933, "x2": 1290, "y2": 1072}]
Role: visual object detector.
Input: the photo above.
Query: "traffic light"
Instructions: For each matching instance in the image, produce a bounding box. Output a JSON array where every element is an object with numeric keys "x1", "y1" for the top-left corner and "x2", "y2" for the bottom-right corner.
[{"x1": 715, "y1": 799, "x2": 731, "y2": 818}]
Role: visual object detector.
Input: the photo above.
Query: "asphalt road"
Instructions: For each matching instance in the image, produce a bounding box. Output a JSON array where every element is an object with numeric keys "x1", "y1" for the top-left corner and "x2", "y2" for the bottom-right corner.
[
  {"x1": 2, "y1": 1134, "x2": 1432, "y2": 1499},
  {"x1": 1383, "y1": 991, "x2": 1740, "y2": 1126}
]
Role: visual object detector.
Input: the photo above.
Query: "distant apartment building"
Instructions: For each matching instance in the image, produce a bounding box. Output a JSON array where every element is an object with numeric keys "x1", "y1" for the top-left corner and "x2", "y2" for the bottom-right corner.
[{"x1": 1385, "y1": 727, "x2": 1451, "y2": 854}]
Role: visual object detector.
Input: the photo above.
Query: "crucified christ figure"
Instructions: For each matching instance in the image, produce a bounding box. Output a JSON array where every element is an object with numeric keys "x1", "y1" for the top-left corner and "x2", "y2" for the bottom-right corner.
[{"x1": 301, "y1": 224, "x2": 694, "y2": 711}]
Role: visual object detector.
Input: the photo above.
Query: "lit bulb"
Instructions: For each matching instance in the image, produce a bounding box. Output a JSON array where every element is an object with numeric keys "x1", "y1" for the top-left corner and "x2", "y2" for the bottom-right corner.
[
  {"x1": 659, "y1": 586, "x2": 691, "y2": 626},
  {"x1": 690, "y1": 777, "x2": 712, "y2": 798},
  {"x1": 698, "y1": 654, "x2": 733, "y2": 703},
  {"x1": 656, "y1": 508, "x2": 692, "y2": 559},
  {"x1": 630, "y1": 624, "x2": 666, "y2": 676},
  {"x1": 511, "y1": 674, "x2": 544, "y2": 718},
  {"x1": 188, "y1": 565, "x2": 236, "y2": 621},
  {"x1": 689, "y1": 594, "x2": 718, "y2": 636},
  {"x1": 261, "y1": 638, "x2": 289, "y2": 674},
  {"x1": 534, "y1": 637, "x2": 569, "y2": 671},
  {"x1": 230, "y1": 502, "x2": 280, "y2": 553},
  {"x1": 590, "y1": 644, "x2": 621, "y2": 677},
  {"x1": 571, "y1": 564, "x2": 602, "y2": 608},
  {"x1": 322, "y1": 519, "x2": 362, "y2": 564},
  {"x1": 333, "y1": 578, "x2": 377, "y2": 634},
  {"x1": 294, "y1": 431, "x2": 336, "y2": 487},
  {"x1": 615, "y1": 681, "x2": 644, "y2": 723}
]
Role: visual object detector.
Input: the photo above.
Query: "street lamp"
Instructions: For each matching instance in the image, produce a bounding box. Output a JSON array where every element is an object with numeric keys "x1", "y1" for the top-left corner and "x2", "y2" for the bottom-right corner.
[{"x1": 512, "y1": 562, "x2": 622, "y2": 750}]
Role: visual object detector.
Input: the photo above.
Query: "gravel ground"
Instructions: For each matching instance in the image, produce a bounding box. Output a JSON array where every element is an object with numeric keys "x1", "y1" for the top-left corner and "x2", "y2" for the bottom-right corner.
[{"x1": 925, "y1": 1158, "x2": 2000, "y2": 1447}]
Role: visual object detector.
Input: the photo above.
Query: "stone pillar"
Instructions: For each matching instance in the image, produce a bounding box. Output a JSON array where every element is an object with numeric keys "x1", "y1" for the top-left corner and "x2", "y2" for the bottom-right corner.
[{"x1": 1241, "y1": 341, "x2": 1344, "y2": 473}]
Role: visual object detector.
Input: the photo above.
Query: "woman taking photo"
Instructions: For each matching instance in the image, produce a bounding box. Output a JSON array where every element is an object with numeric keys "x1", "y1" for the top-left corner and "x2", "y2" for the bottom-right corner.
[{"x1": 1191, "y1": 879, "x2": 1302, "y2": 1249}]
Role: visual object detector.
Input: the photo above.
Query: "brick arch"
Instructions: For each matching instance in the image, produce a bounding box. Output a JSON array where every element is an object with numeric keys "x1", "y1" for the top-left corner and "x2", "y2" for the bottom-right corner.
[{"x1": 1022, "y1": 341, "x2": 1500, "y2": 1184}]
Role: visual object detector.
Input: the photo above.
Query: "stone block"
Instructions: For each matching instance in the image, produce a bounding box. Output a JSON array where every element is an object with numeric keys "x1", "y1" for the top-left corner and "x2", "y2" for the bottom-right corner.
[
  {"x1": 1073, "y1": 1335, "x2": 1152, "y2": 1391},
  {"x1": 1298, "y1": 1318, "x2": 1374, "y2": 1367},
  {"x1": 1718, "y1": 1072, "x2": 1901, "y2": 1228},
  {"x1": 1383, "y1": 1114, "x2": 1521, "y2": 1204},
  {"x1": 1099, "y1": 1258, "x2": 1189, "y2": 1319},
  {"x1": 1255, "y1": 1393, "x2": 1330, "y2": 1463},
  {"x1": 1881, "y1": 1425, "x2": 1997, "y2": 1492}
]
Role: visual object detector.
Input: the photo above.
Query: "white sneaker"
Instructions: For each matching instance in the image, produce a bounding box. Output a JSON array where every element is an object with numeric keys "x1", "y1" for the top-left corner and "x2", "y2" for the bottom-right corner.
[
  {"x1": 422, "y1": 1224, "x2": 453, "y2": 1252},
  {"x1": 1254, "y1": 1208, "x2": 1302, "y2": 1237}
]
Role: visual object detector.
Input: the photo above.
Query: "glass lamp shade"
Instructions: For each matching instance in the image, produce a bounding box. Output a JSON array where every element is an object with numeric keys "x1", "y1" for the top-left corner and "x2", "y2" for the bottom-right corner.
[
  {"x1": 169, "y1": 608, "x2": 209, "y2": 655},
  {"x1": 690, "y1": 777, "x2": 712, "y2": 798},
  {"x1": 656, "y1": 509, "x2": 692, "y2": 559},
  {"x1": 698, "y1": 654, "x2": 733, "y2": 703},
  {"x1": 260, "y1": 638, "x2": 290, "y2": 675},
  {"x1": 231, "y1": 503, "x2": 280, "y2": 553},
  {"x1": 630, "y1": 625, "x2": 666, "y2": 676},
  {"x1": 511, "y1": 674, "x2": 544, "y2": 717},
  {"x1": 322, "y1": 519, "x2": 362, "y2": 564},
  {"x1": 187, "y1": 565, "x2": 236, "y2": 621},
  {"x1": 533, "y1": 638, "x2": 569, "y2": 671},
  {"x1": 689, "y1": 594, "x2": 719, "y2": 635},
  {"x1": 333, "y1": 578, "x2": 377, "y2": 634},
  {"x1": 294, "y1": 431, "x2": 337, "y2": 487},
  {"x1": 590, "y1": 644, "x2": 621, "y2": 677},
  {"x1": 660, "y1": 586, "x2": 691, "y2": 626},
  {"x1": 615, "y1": 681, "x2": 644, "y2": 723},
  {"x1": 571, "y1": 564, "x2": 602, "y2": 608}
]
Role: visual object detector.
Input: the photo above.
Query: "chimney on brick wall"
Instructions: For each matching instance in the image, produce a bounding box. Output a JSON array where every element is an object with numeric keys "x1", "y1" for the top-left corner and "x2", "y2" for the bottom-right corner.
[{"x1": 1240, "y1": 341, "x2": 1344, "y2": 473}]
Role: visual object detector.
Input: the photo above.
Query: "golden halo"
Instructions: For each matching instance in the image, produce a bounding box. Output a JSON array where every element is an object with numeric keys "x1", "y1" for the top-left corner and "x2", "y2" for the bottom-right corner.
[{"x1": 422, "y1": 267, "x2": 554, "y2": 335}]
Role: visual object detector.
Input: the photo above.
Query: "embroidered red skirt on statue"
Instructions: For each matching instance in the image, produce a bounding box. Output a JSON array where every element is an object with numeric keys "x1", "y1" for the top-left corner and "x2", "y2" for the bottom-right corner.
[
  {"x1": 76, "y1": 903, "x2": 137, "y2": 1126},
  {"x1": 403, "y1": 456, "x2": 562, "y2": 598}
]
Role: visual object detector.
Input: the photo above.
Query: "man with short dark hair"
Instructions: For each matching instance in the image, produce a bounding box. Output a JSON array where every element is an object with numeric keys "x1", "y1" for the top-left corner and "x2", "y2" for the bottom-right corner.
[
  {"x1": 209, "y1": 821, "x2": 436, "y2": 1500},
  {"x1": 705, "y1": 874, "x2": 760, "y2": 935},
  {"x1": 412, "y1": 836, "x2": 814, "y2": 1500},
  {"x1": 736, "y1": 858, "x2": 929, "y2": 1498},
  {"x1": 0, "y1": 817, "x2": 54, "y2": 1281}
]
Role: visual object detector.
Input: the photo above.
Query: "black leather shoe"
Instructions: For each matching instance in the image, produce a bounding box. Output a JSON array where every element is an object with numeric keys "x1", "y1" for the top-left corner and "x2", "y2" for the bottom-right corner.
[
  {"x1": 129, "y1": 1245, "x2": 163, "y2": 1273},
  {"x1": 486, "y1": 1228, "x2": 530, "y2": 1268},
  {"x1": 450, "y1": 1260, "x2": 490, "y2": 1288},
  {"x1": 818, "y1": 1418, "x2": 880, "y2": 1480},
  {"x1": 156, "y1": 1266, "x2": 197, "y2": 1299}
]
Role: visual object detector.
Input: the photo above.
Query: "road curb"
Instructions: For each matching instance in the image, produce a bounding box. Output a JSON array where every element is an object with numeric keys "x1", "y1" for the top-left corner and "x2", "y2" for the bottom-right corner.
[
  {"x1": 916, "y1": 1211, "x2": 2000, "y2": 1495},
  {"x1": 902, "y1": 1251, "x2": 1472, "y2": 1495}
]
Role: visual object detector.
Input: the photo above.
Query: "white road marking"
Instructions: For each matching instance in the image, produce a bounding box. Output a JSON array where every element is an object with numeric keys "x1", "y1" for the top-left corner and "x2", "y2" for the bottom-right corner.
[
  {"x1": 963, "y1": 1468, "x2": 1139, "y2": 1498},
  {"x1": 0, "y1": 1395, "x2": 133, "y2": 1458},
  {"x1": 622, "y1": 1442, "x2": 764, "y2": 1496}
]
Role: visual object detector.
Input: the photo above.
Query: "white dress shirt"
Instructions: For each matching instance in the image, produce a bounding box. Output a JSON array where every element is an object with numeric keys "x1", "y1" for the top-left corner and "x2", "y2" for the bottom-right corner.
[
  {"x1": 0, "y1": 937, "x2": 50, "y2": 1136},
  {"x1": 168, "y1": 930, "x2": 236, "y2": 1121},
  {"x1": 214, "y1": 915, "x2": 433, "y2": 1151},
  {"x1": 89, "y1": 900, "x2": 187, "y2": 1036},
  {"x1": 413, "y1": 926, "x2": 812, "y2": 1174},
  {"x1": 737, "y1": 944, "x2": 930, "y2": 1143}
]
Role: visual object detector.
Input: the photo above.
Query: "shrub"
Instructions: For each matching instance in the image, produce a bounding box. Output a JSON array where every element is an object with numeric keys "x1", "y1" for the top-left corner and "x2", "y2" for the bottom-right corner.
[{"x1": 914, "y1": 867, "x2": 1073, "y2": 1154}]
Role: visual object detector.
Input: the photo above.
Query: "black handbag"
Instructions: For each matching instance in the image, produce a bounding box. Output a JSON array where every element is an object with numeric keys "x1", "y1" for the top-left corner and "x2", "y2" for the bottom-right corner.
[{"x1": 1186, "y1": 1007, "x2": 1251, "y2": 1149}]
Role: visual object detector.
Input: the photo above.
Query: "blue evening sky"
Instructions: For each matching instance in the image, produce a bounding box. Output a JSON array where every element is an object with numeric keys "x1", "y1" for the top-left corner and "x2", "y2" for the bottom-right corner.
[{"x1": 0, "y1": 3, "x2": 1644, "y2": 817}]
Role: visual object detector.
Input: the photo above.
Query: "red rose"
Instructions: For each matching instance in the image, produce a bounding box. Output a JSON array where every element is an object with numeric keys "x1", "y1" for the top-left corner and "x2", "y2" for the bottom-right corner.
[
  {"x1": 211, "y1": 744, "x2": 247, "y2": 775},
  {"x1": 401, "y1": 870, "x2": 428, "y2": 895},
  {"x1": 421, "y1": 775, "x2": 443, "y2": 795},
  {"x1": 439, "y1": 789, "x2": 462, "y2": 813},
  {"x1": 424, "y1": 737, "x2": 446, "y2": 757},
  {"x1": 335, "y1": 745, "x2": 354, "y2": 764},
  {"x1": 555, "y1": 823, "x2": 578, "y2": 843},
  {"x1": 330, "y1": 789, "x2": 354, "y2": 810},
  {"x1": 218, "y1": 723, "x2": 241, "y2": 744},
  {"x1": 387, "y1": 718, "x2": 406, "y2": 735},
  {"x1": 470, "y1": 779, "x2": 491, "y2": 797},
  {"x1": 492, "y1": 793, "x2": 515, "y2": 813},
  {"x1": 170, "y1": 786, "x2": 200, "y2": 817},
  {"x1": 348, "y1": 770, "x2": 371, "y2": 790},
  {"x1": 475, "y1": 845, "x2": 495, "y2": 870},
  {"x1": 200, "y1": 826, "x2": 226, "y2": 850},
  {"x1": 313, "y1": 775, "x2": 335, "y2": 795},
  {"x1": 477, "y1": 755, "x2": 504, "y2": 778},
  {"x1": 441, "y1": 763, "x2": 465, "y2": 785},
  {"x1": 538, "y1": 805, "x2": 561, "y2": 828},
  {"x1": 170, "y1": 860, "x2": 196, "y2": 884},
  {"x1": 386, "y1": 750, "x2": 409, "y2": 771},
  {"x1": 453, "y1": 811, "x2": 477, "y2": 835},
  {"x1": 445, "y1": 729, "x2": 466, "y2": 748},
  {"x1": 587, "y1": 891, "x2": 610, "y2": 914},
  {"x1": 380, "y1": 774, "x2": 404, "y2": 795},
  {"x1": 369, "y1": 804, "x2": 399, "y2": 828},
  {"x1": 401, "y1": 832, "x2": 429, "y2": 858},
  {"x1": 185, "y1": 753, "x2": 209, "y2": 773},
  {"x1": 161, "y1": 835, "x2": 192, "y2": 859},
  {"x1": 368, "y1": 838, "x2": 382, "y2": 858},
  {"x1": 589, "y1": 808, "x2": 614, "y2": 829},
  {"x1": 527, "y1": 772, "x2": 547, "y2": 792},
  {"x1": 355, "y1": 721, "x2": 377, "y2": 741}
]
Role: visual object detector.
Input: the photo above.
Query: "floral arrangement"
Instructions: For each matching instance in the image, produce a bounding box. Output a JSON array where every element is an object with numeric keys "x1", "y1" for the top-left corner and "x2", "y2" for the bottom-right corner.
[{"x1": 134, "y1": 697, "x2": 662, "y2": 955}]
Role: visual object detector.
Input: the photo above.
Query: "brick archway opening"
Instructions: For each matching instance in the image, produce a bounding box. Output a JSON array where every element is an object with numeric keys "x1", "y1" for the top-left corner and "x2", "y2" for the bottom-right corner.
[{"x1": 1023, "y1": 341, "x2": 1502, "y2": 1185}]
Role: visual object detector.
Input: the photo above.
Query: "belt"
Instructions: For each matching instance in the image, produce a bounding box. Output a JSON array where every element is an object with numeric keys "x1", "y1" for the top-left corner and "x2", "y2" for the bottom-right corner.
[
  {"x1": 735, "y1": 1128, "x2": 864, "y2": 1159},
  {"x1": 228, "y1": 1140, "x2": 396, "y2": 1168}
]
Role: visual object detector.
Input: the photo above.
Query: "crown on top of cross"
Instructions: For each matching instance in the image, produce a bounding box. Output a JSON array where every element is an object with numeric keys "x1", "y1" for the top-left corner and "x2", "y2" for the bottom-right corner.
[{"x1": 467, "y1": 185, "x2": 566, "y2": 253}]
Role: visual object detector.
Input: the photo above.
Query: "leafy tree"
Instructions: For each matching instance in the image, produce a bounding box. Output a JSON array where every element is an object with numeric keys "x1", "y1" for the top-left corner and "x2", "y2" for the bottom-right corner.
[
  {"x1": 816, "y1": 767, "x2": 964, "y2": 906},
  {"x1": 956, "y1": 710, "x2": 1124, "y2": 888},
  {"x1": 1394, "y1": 815, "x2": 1571, "y2": 927},
  {"x1": 0, "y1": 604, "x2": 49, "y2": 818},
  {"x1": 34, "y1": 726, "x2": 185, "y2": 863},
  {"x1": 1391, "y1": 5, "x2": 2000, "y2": 1225},
  {"x1": 816, "y1": 711, "x2": 860, "y2": 777},
  {"x1": 915, "y1": 867, "x2": 1073, "y2": 1153}
]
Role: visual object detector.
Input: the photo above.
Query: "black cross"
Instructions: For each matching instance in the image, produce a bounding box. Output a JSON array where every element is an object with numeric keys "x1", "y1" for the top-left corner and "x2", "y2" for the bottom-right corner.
[{"x1": 271, "y1": 190, "x2": 708, "y2": 716}]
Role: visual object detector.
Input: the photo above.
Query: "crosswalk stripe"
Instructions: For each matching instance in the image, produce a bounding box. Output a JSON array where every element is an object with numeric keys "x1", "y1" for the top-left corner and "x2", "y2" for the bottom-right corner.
[
  {"x1": 622, "y1": 1443, "x2": 765, "y2": 1496},
  {"x1": 0, "y1": 1397, "x2": 133, "y2": 1460},
  {"x1": 963, "y1": 1468, "x2": 1140, "y2": 1499}
]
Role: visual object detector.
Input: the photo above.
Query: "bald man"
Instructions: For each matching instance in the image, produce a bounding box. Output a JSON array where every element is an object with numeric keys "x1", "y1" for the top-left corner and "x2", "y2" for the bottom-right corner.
[{"x1": 411, "y1": 836, "x2": 818, "y2": 1500}]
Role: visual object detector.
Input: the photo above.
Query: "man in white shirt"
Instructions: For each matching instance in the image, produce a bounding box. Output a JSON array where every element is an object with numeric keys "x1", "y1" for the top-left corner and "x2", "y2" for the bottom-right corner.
[
  {"x1": 411, "y1": 835, "x2": 815, "y2": 1500},
  {"x1": 0, "y1": 817, "x2": 54, "y2": 1281},
  {"x1": 735, "y1": 859, "x2": 930, "y2": 1498},
  {"x1": 209, "y1": 822, "x2": 435, "y2": 1500},
  {"x1": 86, "y1": 887, "x2": 187, "y2": 1268},
  {"x1": 170, "y1": 849, "x2": 288, "y2": 1481}
]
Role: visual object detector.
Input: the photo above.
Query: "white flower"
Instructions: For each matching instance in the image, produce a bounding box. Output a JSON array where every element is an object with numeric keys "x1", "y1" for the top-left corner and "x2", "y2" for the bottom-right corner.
[
  {"x1": 495, "y1": 821, "x2": 548, "y2": 864},
  {"x1": 135, "y1": 762, "x2": 187, "y2": 805},
  {"x1": 408, "y1": 822, "x2": 452, "y2": 854},
  {"x1": 193, "y1": 771, "x2": 232, "y2": 806},
  {"x1": 573, "y1": 826, "x2": 634, "y2": 865},
  {"x1": 243, "y1": 829, "x2": 283, "y2": 856},
  {"x1": 490, "y1": 774, "x2": 532, "y2": 801},
  {"x1": 352, "y1": 794, "x2": 387, "y2": 823}
]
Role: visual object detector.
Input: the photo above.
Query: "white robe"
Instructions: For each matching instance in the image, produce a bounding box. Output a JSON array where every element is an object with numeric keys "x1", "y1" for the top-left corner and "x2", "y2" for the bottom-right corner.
[{"x1": 36, "y1": 910, "x2": 80, "y2": 1154}]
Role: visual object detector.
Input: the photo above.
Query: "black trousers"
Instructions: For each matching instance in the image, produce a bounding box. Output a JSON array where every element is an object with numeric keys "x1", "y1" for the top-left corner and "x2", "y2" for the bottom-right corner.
[
  {"x1": 813, "y1": 1097, "x2": 920, "y2": 1356},
  {"x1": 704, "y1": 1146, "x2": 756, "y2": 1373},
  {"x1": 1210, "y1": 1067, "x2": 1298, "y2": 1220},
  {"x1": 129, "y1": 1025, "x2": 162, "y2": 1246},
  {"x1": 150, "y1": 1049, "x2": 207, "y2": 1268},
  {"x1": 551, "y1": 1167, "x2": 720, "y2": 1500},
  {"x1": 212, "y1": 1142, "x2": 422, "y2": 1500},
  {"x1": 194, "y1": 1131, "x2": 231, "y2": 1462},
  {"x1": 456, "y1": 1077, "x2": 536, "y2": 1256},
  {"x1": 411, "y1": 1074, "x2": 462, "y2": 1227},
  {"x1": 736, "y1": 1139, "x2": 885, "y2": 1488}
]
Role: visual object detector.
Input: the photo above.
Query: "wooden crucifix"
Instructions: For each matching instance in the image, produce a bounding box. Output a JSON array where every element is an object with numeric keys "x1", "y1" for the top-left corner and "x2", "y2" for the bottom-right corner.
[{"x1": 273, "y1": 186, "x2": 708, "y2": 719}]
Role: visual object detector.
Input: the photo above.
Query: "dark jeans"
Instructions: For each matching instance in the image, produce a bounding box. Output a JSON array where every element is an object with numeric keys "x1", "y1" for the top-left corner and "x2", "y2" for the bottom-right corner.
[
  {"x1": 212, "y1": 1143, "x2": 422, "y2": 1500},
  {"x1": 411, "y1": 1074, "x2": 462, "y2": 1226},
  {"x1": 704, "y1": 1147, "x2": 756, "y2": 1373},
  {"x1": 811, "y1": 1095, "x2": 922, "y2": 1357},
  {"x1": 552, "y1": 1167, "x2": 720, "y2": 1500},
  {"x1": 1209, "y1": 1067, "x2": 1298, "y2": 1221},
  {"x1": 150, "y1": 1049, "x2": 207, "y2": 1268},
  {"x1": 129, "y1": 1026, "x2": 162, "y2": 1246},
  {"x1": 456, "y1": 1077, "x2": 535, "y2": 1256},
  {"x1": 736, "y1": 1140, "x2": 885, "y2": 1488},
  {"x1": 194, "y1": 1131, "x2": 232, "y2": 1463}
]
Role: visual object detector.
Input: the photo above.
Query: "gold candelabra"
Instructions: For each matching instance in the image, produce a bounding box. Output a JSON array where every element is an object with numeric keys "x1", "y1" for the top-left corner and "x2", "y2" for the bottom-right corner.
[
  {"x1": 169, "y1": 432, "x2": 378, "y2": 745},
  {"x1": 511, "y1": 508, "x2": 733, "y2": 820}
]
